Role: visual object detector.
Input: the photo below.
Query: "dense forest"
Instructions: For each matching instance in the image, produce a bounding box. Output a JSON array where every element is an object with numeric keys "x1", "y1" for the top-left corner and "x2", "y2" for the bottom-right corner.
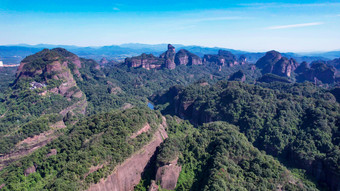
[
  {"x1": 156, "y1": 118, "x2": 319, "y2": 190},
  {"x1": 152, "y1": 81, "x2": 340, "y2": 190},
  {"x1": 0, "y1": 48, "x2": 339, "y2": 191}
]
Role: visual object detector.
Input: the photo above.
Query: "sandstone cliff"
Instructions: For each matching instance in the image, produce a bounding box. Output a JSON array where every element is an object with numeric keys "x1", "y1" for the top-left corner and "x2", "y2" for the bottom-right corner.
[
  {"x1": 15, "y1": 48, "x2": 88, "y2": 117},
  {"x1": 124, "y1": 44, "x2": 202, "y2": 70},
  {"x1": 255, "y1": 50, "x2": 298, "y2": 77},
  {"x1": 175, "y1": 49, "x2": 202, "y2": 66},
  {"x1": 295, "y1": 61, "x2": 336, "y2": 84},
  {"x1": 99, "y1": 57, "x2": 109, "y2": 65},
  {"x1": 155, "y1": 158, "x2": 181, "y2": 190},
  {"x1": 125, "y1": 53, "x2": 164, "y2": 70},
  {"x1": 203, "y1": 50, "x2": 245, "y2": 67},
  {"x1": 160, "y1": 44, "x2": 176, "y2": 69},
  {"x1": 87, "y1": 118, "x2": 168, "y2": 191}
]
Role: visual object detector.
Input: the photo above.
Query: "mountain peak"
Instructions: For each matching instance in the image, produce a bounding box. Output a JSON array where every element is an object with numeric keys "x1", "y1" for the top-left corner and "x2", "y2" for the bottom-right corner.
[{"x1": 168, "y1": 44, "x2": 175, "y2": 51}]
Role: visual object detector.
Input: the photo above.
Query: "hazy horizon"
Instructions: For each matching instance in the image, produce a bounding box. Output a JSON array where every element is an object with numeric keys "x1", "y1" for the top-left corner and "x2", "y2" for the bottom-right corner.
[
  {"x1": 1, "y1": 0, "x2": 340, "y2": 52},
  {"x1": 1, "y1": 42, "x2": 340, "y2": 54}
]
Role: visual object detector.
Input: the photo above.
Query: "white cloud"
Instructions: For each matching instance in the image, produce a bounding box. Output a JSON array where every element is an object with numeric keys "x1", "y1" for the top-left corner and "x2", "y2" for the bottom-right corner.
[
  {"x1": 113, "y1": 7, "x2": 120, "y2": 11},
  {"x1": 266, "y1": 22, "x2": 323, "y2": 30}
]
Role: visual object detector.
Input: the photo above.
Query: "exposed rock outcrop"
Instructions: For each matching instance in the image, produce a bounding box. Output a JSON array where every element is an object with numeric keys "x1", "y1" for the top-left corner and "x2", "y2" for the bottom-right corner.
[
  {"x1": 125, "y1": 53, "x2": 164, "y2": 70},
  {"x1": 149, "y1": 180, "x2": 159, "y2": 191},
  {"x1": 295, "y1": 61, "x2": 336, "y2": 84},
  {"x1": 24, "y1": 165, "x2": 36, "y2": 176},
  {"x1": 155, "y1": 158, "x2": 181, "y2": 190},
  {"x1": 175, "y1": 49, "x2": 202, "y2": 66},
  {"x1": 0, "y1": 124, "x2": 65, "y2": 170},
  {"x1": 125, "y1": 44, "x2": 202, "y2": 70},
  {"x1": 16, "y1": 48, "x2": 85, "y2": 98},
  {"x1": 87, "y1": 119, "x2": 168, "y2": 191},
  {"x1": 229, "y1": 70, "x2": 246, "y2": 82},
  {"x1": 99, "y1": 57, "x2": 109, "y2": 65},
  {"x1": 328, "y1": 58, "x2": 340, "y2": 71},
  {"x1": 255, "y1": 50, "x2": 298, "y2": 77},
  {"x1": 15, "y1": 48, "x2": 89, "y2": 117},
  {"x1": 160, "y1": 44, "x2": 176, "y2": 69},
  {"x1": 203, "y1": 50, "x2": 244, "y2": 67},
  {"x1": 272, "y1": 57, "x2": 299, "y2": 77},
  {"x1": 46, "y1": 149, "x2": 57, "y2": 157}
]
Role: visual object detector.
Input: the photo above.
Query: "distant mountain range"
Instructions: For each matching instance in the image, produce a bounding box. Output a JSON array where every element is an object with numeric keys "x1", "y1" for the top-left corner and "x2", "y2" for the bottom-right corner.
[{"x1": 0, "y1": 43, "x2": 339, "y2": 65}]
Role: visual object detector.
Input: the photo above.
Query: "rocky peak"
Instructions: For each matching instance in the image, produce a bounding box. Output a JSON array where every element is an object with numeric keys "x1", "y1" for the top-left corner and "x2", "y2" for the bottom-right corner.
[
  {"x1": 175, "y1": 49, "x2": 202, "y2": 66},
  {"x1": 15, "y1": 48, "x2": 85, "y2": 99},
  {"x1": 218, "y1": 50, "x2": 237, "y2": 60},
  {"x1": 272, "y1": 57, "x2": 298, "y2": 77},
  {"x1": 160, "y1": 44, "x2": 176, "y2": 69},
  {"x1": 239, "y1": 55, "x2": 247, "y2": 65},
  {"x1": 203, "y1": 50, "x2": 239, "y2": 67},
  {"x1": 256, "y1": 50, "x2": 299, "y2": 77},
  {"x1": 99, "y1": 57, "x2": 109, "y2": 65},
  {"x1": 295, "y1": 61, "x2": 309, "y2": 73},
  {"x1": 125, "y1": 53, "x2": 164, "y2": 70},
  {"x1": 168, "y1": 44, "x2": 175, "y2": 52},
  {"x1": 51, "y1": 48, "x2": 82, "y2": 68},
  {"x1": 328, "y1": 58, "x2": 340, "y2": 71},
  {"x1": 295, "y1": 61, "x2": 337, "y2": 84},
  {"x1": 310, "y1": 61, "x2": 336, "y2": 83},
  {"x1": 125, "y1": 44, "x2": 202, "y2": 70},
  {"x1": 255, "y1": 50, "x2": 282, "y2": 73}
]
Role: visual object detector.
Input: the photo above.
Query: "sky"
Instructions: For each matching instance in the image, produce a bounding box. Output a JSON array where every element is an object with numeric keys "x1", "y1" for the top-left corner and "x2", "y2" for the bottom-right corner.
[{"x1": 0, "y1": 0, "x2": 340, "y2": 52}]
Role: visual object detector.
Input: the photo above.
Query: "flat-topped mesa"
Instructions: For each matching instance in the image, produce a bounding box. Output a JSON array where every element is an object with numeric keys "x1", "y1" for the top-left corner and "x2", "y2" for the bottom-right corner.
[
  {"x1": 203, "y1": 50, "x2": 243, "y2": 67},
  {"x1": 256, "y1": 50, "x2": 298, "y2": 77},
  {"x1": 124, "y1": 44, "x2": 202, "y2": 70},
  {"x1": 125, "y1": 53, "x2": 164, "y2": 70}
]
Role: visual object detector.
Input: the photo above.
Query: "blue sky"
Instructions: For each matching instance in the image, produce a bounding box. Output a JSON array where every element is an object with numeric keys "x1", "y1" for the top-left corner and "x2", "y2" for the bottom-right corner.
[{"x1": 0, "y1": 0, "x2": 340, "y2": 52}]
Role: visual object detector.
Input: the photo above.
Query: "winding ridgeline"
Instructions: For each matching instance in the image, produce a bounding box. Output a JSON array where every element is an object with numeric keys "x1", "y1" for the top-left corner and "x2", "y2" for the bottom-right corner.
[{"x1": 0, "y1": 47, "x2": 339, "y2": 191}]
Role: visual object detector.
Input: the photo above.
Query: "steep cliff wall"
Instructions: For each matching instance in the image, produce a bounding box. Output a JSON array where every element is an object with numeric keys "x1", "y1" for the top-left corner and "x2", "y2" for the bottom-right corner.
[{"x1": 87, "y1": 119, "x2": 168, "y2": 191}]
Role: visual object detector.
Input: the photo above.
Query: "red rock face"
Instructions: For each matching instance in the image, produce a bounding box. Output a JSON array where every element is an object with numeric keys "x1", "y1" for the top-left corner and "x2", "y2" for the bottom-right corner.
[
  {"x1": 125, "y1": 53, "x2": 164, "y2": 70},
  {"x1": 126, "y1": 45, "x2": 203, "y2": 70},
  {"x1": 24, "y1": 165, "x2": 36, "y2": 176},
  {"x1": 272, "y1": 58, "x2": 299, "y2": 77},
  {"x1": 149, "y1": 181, "x2": 159, "y2": 191},
  {"x1": 16, "y1": 62, "x2": 27, "y2": 77},
  {"x1": 155, "y1": 158, "x2": 182, "y2": 190},
  {"x1": 256, "y1": 50, "x2": 283, "y2": 74},
  {"x1": 175, "y1": 49, "x2": 202, "y2": 66},
  {"x1": 257, "y1": 51, "x2": 299, "y2": 77},
  {"x1": 87, "y1": 121, "x2": 168, "y2": 191},
  {"x1": 163, "y1": 44, "x2": 176, "y2": 69},
  {"x1": 15, "y1": 48, "x2": 86, "y2": 112},
  {"x1": 67, "y1": 55, "x2": 82, "y2": 68},
  {"x1": 176, "y1": 54, "x2": 189, "y2": 65},
  {"x1": 99, "y1": 57, "x2": 109, "y2": 65},
  {"x1": 46, "y1": 149, "x2": 57, "y2": 157},
  {"x1": 203, "y1": 50, "x2": 240, "y2": 67}
]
